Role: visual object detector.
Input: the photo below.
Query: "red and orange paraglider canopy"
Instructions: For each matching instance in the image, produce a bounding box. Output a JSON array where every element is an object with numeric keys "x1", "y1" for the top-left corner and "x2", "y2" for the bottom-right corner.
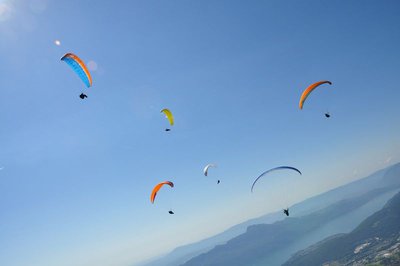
[{"x1": 150, "y1": 181, "x2": 174, "y2": 204}]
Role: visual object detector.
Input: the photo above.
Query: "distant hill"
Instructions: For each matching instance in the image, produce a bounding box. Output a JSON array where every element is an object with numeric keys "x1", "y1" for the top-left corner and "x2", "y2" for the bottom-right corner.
[
  {"x1": 140, "y1": 163, "x2": 400, "y2": 266},
  {"x1": 283, "y1": 191, "x2": 400, "y2": 266},
  {"x1": 139, "y1": 211, "x2": 284, "y2": 266}
]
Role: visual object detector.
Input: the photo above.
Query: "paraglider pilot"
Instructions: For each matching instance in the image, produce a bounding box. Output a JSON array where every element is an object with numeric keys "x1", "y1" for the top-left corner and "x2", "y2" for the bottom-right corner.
[
  {"x1": 283, "y1": 208, "x2": 289, "y2": 217},
  {"x1": 80, "y1": 93, "x2": 88, "y2": 99}
]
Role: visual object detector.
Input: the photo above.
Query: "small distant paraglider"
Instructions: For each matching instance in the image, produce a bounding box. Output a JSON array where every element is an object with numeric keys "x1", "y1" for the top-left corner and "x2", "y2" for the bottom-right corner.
[
  {"x1": 161, "y1": 108, "x2": 174, "y2": 131},
  {"x1": 54, "y1": 40, "x2": 61, "y2": 46},
  {"x1": 325, "y1": 112, "x2": 331, "y2": 118},
  {"x1": 203, "y1": 164, "x2": 220, "y2": 184},
  {"x1": 299, "y1": 80, "x2": 332, "y2": 109},
  {"x1": 61, "y1": 53, "x2": 92, "y2": 99},
  {"x1": 151, "y1": 181, "x2": 175, "y2": 215},
  {"x1": 251, "y1": 166, "x2": 301, "y2": 217}
]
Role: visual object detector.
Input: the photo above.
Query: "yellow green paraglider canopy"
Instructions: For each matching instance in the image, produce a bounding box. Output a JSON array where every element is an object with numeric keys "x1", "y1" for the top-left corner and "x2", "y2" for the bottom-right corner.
[{"x1": 161, "y1": 108, "x2": 174, "y2": 126}]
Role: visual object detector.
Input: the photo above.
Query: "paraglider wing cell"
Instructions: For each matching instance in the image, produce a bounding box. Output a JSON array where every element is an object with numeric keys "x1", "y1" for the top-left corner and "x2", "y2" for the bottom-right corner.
[
  {"x1": 61, "y1": 53, "x2": 92, "y2": 88},
  {"x1": 251, "y1": 166, "x2": 302, "y2": 193},
  {"x1": 299, "y1": 81, "x2": 332, "y2": 109},
  {"x1": 150, "y1": 181, "x2": 174, "y2": 203}
]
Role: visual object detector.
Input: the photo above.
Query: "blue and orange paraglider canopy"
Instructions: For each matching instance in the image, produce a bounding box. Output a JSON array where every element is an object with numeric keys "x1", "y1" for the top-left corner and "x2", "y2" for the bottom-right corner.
[{"x1": 61, "y1": 53, "x2": 92, "y2": 88}]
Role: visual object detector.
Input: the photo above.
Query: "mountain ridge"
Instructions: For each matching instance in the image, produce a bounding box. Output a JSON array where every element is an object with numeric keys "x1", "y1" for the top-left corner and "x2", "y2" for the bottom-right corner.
[{"x1": 181, "y1": 185, "x2": 400, "y2": 266}]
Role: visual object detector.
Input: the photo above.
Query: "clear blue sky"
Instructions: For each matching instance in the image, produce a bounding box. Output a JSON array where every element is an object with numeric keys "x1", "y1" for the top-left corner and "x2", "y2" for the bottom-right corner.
[{"x1": 0, "y1": 1, "x2": 400, "y2": 265}]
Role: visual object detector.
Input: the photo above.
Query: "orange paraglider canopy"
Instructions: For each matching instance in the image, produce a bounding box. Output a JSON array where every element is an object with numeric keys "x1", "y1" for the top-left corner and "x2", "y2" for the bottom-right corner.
[
  {"x1": 150, "y1": 181, "x2": 174, "y2": 204},
  {"x1": 299, "y1": 81, "x2": 332, "y2": 109}
]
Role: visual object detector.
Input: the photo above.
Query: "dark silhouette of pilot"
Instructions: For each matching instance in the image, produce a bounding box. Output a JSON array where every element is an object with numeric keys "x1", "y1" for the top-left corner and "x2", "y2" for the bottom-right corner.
[{"x1": 283, "y1": 208, "x2": 289, "y2": 216}]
